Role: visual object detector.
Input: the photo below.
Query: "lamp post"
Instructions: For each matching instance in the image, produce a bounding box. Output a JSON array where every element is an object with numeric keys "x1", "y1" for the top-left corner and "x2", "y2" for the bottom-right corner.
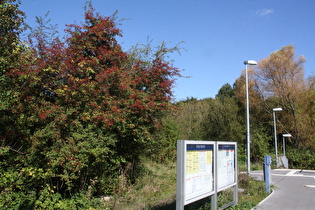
[
  {"x1": 244, "y1": 60, "x2": 257, "y2": 174},
  {"x1": 273, "y1": 107, "x2": 282, "y2": 167},
  {"x1": 282, "y1": 133, "x2": 292, "y2": 157}
]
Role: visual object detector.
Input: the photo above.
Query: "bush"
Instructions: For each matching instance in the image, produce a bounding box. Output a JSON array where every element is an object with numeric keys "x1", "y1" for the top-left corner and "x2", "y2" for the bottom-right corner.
[
  {"x1": 287, "y1": 148, "x2": 315, "y2": 169},
  {"x1": 1, "y1": 3, "x2": 181, "y2": 202}
]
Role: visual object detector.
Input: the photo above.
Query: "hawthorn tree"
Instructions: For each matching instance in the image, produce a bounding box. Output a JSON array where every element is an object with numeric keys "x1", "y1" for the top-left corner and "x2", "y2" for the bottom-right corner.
[{"x1": 1, "y1": 4, "x2": 181, "y2": 206}]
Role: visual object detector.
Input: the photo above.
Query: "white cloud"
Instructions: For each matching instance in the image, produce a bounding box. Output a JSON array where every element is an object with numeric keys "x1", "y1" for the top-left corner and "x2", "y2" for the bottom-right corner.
[{"x1": 256, "y1": 9, "x2": 274, "y2": 16}]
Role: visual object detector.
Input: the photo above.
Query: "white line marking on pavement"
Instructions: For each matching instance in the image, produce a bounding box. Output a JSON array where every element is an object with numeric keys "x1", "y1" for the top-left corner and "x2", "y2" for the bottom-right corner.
[
  {"x1": 304, "y1": 185, "x2": 315, "y2": 188},
  {"x1": 286, "y1": 170, "x2": 299, "y2": 176}
]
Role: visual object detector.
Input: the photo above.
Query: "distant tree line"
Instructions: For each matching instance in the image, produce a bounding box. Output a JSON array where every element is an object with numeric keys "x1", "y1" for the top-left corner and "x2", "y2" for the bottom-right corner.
[{"x1": 167, "y1": 45, "x2": 315, "y2": 168}]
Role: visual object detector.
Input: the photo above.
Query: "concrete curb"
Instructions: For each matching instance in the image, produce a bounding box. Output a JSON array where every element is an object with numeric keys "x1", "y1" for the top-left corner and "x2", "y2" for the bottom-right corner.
[{"x1": 251, "y1": 189, "x2": 275, "y2": 210}]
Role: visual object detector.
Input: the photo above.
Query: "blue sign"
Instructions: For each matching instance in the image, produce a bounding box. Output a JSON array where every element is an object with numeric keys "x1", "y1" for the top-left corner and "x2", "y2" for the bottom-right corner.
[
  {"x1": 187, "y1": 144, "x2": 214, "y2": 151},
  {"x1": 218, "y1": 144, "x2": 235, "y2": 150}
]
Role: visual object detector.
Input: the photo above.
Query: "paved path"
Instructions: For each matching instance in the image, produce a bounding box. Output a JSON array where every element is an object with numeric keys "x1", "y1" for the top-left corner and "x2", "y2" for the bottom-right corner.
[{"x1": 250, "y1": 169, "x2": 315, "y2": 210}]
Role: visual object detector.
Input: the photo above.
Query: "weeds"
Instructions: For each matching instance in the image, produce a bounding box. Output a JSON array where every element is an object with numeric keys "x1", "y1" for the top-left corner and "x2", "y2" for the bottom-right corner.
[
  {"x1": 233, "y1": 173, "x2": 270, "y2": 209},
  {"x1": 104, "y1": 157, "x2": 176, "y2": 209}
]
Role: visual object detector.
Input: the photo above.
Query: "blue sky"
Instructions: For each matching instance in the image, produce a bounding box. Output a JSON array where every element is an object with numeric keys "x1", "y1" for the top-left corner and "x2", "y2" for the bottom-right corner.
[{"x1": 20, "y1": 0, "x2": 315, "y2": 101}]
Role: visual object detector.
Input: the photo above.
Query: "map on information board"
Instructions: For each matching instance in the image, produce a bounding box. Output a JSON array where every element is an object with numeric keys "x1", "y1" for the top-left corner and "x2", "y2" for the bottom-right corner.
[
  {"x1": 185, "y1": 144, "x2": 214, "y2": 200},
  {"x1": 217, "y1": 144, "x2": 235, "y2": 189}
]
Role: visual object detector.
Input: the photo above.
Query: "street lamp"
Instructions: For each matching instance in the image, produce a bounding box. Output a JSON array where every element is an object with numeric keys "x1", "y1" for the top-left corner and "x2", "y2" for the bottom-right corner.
[
  {"x1": 282, "y1": 133, "x2": 292, "y2": 157},
  {"x1": 273, "y1": 107, "x2": 283, "y2": 167},
  {"x1": 244, "y1": 60, "x2": 257, "y2": 173}
]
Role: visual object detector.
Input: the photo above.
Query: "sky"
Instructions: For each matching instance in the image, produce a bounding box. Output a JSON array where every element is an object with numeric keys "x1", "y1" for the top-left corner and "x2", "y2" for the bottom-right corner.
[{"x1": 20, "y1": 0, "x2": 315, "y2": 101}]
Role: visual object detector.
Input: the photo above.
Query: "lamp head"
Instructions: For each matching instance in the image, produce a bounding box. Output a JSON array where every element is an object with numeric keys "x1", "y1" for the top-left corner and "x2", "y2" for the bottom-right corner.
[
  {"x1": 244, "y1": 60, "x2": 257, "y2": 65},
  {"x1": 273, "y1": 107, "x2": 283, "y2": 112},
  {"x1": 283, "y1": 134, "x2": 292, "y2": 137}
]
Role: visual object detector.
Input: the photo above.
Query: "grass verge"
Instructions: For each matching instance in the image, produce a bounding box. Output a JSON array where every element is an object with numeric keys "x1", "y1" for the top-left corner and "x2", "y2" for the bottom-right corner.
[
  {"x1": 104, "y1": 157, "x2": 176, "y2": 209},
  {"x1": 103, "y1": 158, "x2": 270, "y2": 210}
]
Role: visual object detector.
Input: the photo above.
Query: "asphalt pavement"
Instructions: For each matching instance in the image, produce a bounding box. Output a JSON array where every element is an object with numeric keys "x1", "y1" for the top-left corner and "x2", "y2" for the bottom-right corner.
[{"x1": 250, "y1": 169, "x2": 315, "y2": 210}]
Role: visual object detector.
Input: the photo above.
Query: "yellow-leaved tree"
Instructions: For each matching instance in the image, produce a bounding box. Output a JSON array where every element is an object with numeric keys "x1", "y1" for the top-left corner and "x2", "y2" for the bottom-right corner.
[{"x1": 255, "y1": 45, "x2": 309, "y2": 149}]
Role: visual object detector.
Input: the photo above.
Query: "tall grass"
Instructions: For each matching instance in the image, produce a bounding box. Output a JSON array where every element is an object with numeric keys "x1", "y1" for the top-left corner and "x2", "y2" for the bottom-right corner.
[{"x1": 104, "y1": 157, "x2": 176, "y2": 209}]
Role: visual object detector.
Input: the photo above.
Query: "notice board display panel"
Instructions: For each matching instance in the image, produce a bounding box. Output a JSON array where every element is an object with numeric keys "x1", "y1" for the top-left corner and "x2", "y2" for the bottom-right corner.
[
  {"x1": 185, "y1": 143, "x2": 214, "y2": 202},
  {"x1": 176, "y1": 141, "x2": 215, "y2": 206},
  {"x1": 217, "y1": 143, "x2": 237, "y2": 190}
]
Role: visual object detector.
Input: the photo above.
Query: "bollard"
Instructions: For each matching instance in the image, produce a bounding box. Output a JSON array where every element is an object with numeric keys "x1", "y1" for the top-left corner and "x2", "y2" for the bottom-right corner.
[{"x1": 264, "y1": 155, "x2": 271, "y2": 193}]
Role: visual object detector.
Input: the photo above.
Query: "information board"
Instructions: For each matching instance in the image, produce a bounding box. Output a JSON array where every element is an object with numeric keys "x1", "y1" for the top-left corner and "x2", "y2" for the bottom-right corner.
[
  {"x1": 176, "y1": 141, "x2": 215, "y2": 206},
  {"x1": 177, "y1": 141, "x2": 238, "y2": 210},
  {"x1": 185, "y1": 144, "x2": 214, "y2": 201},
  {"x1": 217, "y1": 143, "x2": 236, "y2": 190}
]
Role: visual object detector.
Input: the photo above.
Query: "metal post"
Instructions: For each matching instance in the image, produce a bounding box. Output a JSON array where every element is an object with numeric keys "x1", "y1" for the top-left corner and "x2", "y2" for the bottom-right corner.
[
  {"x1": 176, "y1": 141, "x2": 185, "y2": 210},
  {"x1": 264, "y1": 155, "x2": 271, "y2": 193},
  {"x1": 245, "y1": 64, "x2": 250, "y2": 174},
  {"x1": 273, "y1": 111, "x2": 278, "y2": 167},
  {"x1": 212, "y1": 142, "x2": 218, "y2": 210},
  {"x1": 244, "y1": 60, "x2": 257, "y2": 174},
  {"x1": 283, "y1": 135, "x2": 285, "y2": 157},
  {"x1": 282, "y1": 134, "x2": 292, "y2": 157}
]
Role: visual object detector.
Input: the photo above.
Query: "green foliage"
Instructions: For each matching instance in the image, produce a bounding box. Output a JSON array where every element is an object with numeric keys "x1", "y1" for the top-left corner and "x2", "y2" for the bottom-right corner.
[
  {"x1": 97, "y1": 157, "x2": 177, "y2": 209},
  {"x1": 216, "y1": 83, "x2": 235, "y2": 100},
  {"x1": 287, "y1": 148, "x2": 315, "y2": 169},
  {"x1": 149, "y1": 116, "x2": 180, "y2": 162},
  {"x1": 202, "y1": 97, "x2": 243, "y2": 143},
  {"x1": 31, "y1": 188, "x2": 103, "y2": 210},
  {"x1": 250, "y1": 127, "x2": 270, "y2": 163},
  {"x1": 170, "y1": 82, "x2": 276, "y2": 164},
  {"x1": 175, "y1": 98, "x2": 212, "y2": 140},
  {"x1": 0, "y1": 0, "x2": 25, "y2": 75},
  {"x1": 234, "y1": 173, "x2": 269, "y2": 209}
]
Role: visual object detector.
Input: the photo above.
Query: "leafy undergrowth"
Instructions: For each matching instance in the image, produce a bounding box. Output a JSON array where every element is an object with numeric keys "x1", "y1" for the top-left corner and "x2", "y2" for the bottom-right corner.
[
  {"x1": 228, "y1": 173, "x2": 270, "y2": 210},
  {"x1": 9, "y1": 159, "x2": 267, "y2": 209},
  {"x1": 0, "y1": 157, "x2": 268, "y2": 209},
  {"x1": 103, "y1": 157, "x2": 177, "y2": 209}
]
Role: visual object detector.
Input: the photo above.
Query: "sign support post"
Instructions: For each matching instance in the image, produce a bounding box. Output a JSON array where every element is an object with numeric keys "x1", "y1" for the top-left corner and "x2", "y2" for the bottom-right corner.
[{"x1": 264, "y1": 155, "x2": 271, "y2": 193}]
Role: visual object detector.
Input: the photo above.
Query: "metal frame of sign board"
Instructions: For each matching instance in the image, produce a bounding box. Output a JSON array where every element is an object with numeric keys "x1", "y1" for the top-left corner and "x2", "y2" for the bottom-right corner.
[{"x1": 176, "y1": 140, "x2": 216, "y2": 209}]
